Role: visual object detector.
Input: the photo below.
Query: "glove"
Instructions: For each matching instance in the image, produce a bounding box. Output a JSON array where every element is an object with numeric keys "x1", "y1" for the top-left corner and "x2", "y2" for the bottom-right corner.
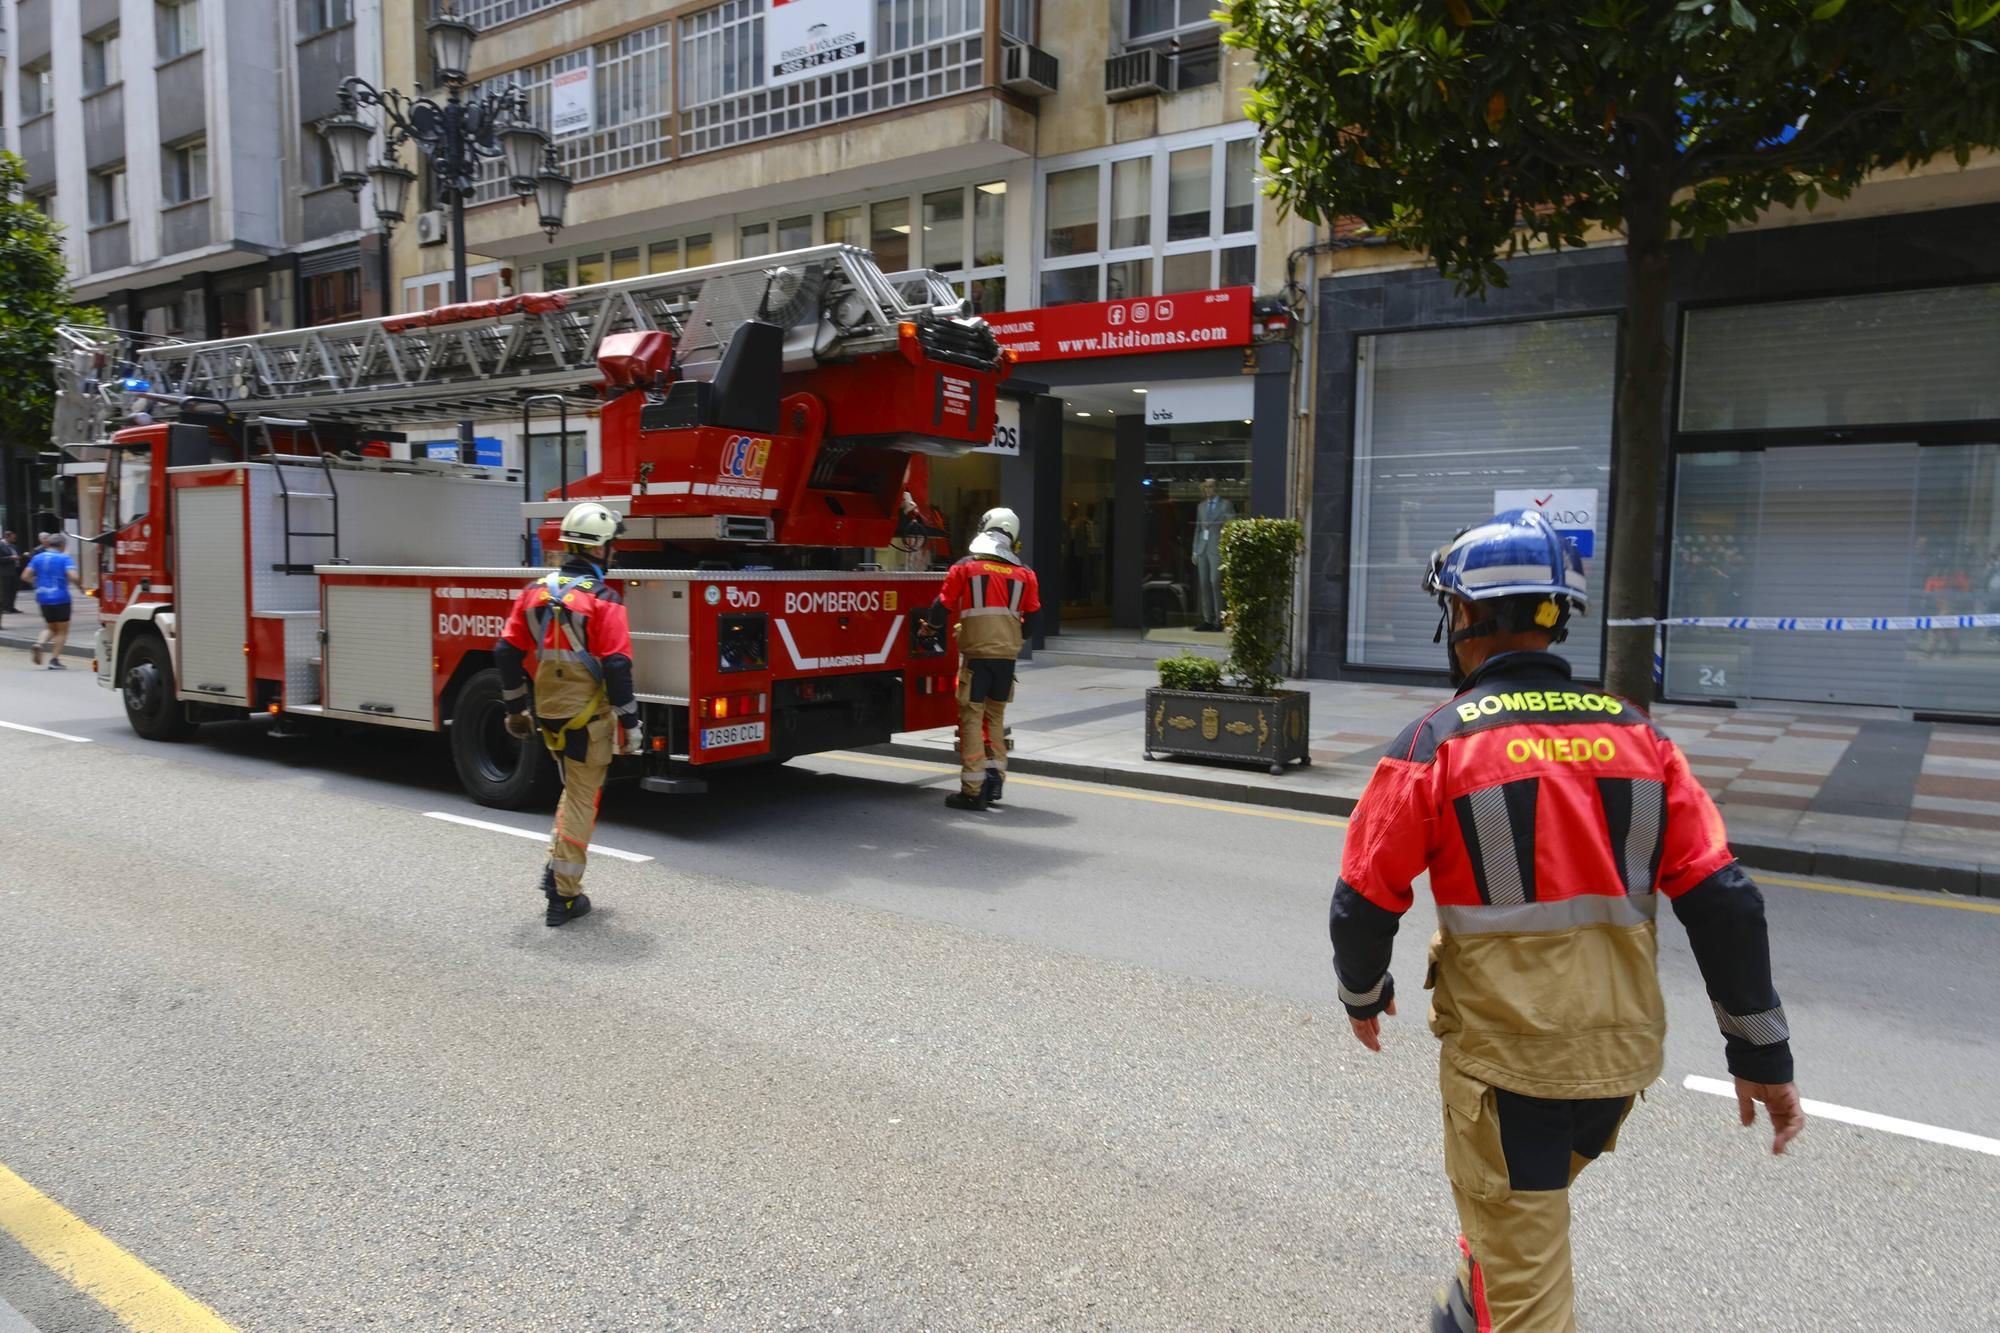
[
  {"x1": 615, "y1": 718, "x2": 644, "y2": 757},
  {"x1": 504, "y1": 710, "x2": 534, "y2": 741}
]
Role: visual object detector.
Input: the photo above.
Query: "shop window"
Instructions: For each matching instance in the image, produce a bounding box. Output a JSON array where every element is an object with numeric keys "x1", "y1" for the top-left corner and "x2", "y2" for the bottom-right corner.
[
  {"x1": 1045, "y1": 166, "x2": 1098, "y2": 258},
  {"x1": 1041, "y1": 266, "x2": 1099, "y2": 307},
  {"x1": 1141, "y1": 422, "x2": 1252, "y2": 639},
  {"x1": 973, "y1": 181, "x2": 1006, "y2": 267},
  {"x1": 1348, "y1": 317, "x2": 1616, "y2": 673},
  {"x1": 1111, "y1": 158, "x2": 1151, "y2": 249},
  {"x1": 826, "y1": 205, "x2": 865, "y2": 247},
  {"x1": 611, "y1": 247, "x2": 642, "y2": 281},
  {"x1": 872, "y1": 198, "x2": 911, "y2": 271},
  {"x1": 923, "y1": 189, "x2": 965, "y2": 273},
  {"x1": 1106, "y1": 258, "x2": 1152, "y2": 301}
]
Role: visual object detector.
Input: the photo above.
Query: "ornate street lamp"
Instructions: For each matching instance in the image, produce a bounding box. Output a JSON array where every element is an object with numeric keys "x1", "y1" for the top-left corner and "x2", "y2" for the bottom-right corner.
[{"x1": 315, "y1": 5, "x2": 571, "y2": 461}]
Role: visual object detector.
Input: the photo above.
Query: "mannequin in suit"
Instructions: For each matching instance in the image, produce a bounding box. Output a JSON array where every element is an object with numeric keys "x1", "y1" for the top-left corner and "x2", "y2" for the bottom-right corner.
[{"x1": 1191, "y1": 476, "x2": 1235, "y2": 631}]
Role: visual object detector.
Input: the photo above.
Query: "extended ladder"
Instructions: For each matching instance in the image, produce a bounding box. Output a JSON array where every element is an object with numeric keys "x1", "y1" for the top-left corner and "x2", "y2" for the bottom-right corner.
[{"x1": 54, "y1": 246, "x2": 977, "y2": 435}]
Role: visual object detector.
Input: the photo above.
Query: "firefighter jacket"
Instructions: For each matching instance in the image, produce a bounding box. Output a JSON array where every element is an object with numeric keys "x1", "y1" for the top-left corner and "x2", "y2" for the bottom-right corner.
[
  {"x1": 936, "y1": 555, "x2": 1042, "y2": 660},
  {"x1": 1331, "y1": 651, "x2": 1792, "y2": 1100},
  {"x1": 494, "y1": 558, "x2": 638, "y2": 738}
]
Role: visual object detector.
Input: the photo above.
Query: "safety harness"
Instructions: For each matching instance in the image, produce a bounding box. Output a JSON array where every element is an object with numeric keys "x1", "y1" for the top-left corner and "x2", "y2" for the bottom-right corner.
[{"x1": 524, "y1": 568, "x2": 608, "y2": 760}]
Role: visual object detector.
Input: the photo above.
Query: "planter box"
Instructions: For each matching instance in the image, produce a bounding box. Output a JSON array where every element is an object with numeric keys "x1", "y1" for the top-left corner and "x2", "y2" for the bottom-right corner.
[{"x1": 1144, "y1": 686, "x2": 1311, "y2": 775}]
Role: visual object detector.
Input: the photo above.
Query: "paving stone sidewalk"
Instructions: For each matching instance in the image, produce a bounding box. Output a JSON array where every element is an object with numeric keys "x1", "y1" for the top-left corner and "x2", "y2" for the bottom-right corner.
[
  {"x1": 886, "y1": 662, "x2": 2000, "y2": 897},
  {"x1": 0, "y1": 596, "x2": 97, "y2": 663}
]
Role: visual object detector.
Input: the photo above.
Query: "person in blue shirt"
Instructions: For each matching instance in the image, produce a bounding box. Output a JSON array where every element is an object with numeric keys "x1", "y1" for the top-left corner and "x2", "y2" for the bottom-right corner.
[{"x1": 24, "y1": 533, "x2": 82, "y2": 669}]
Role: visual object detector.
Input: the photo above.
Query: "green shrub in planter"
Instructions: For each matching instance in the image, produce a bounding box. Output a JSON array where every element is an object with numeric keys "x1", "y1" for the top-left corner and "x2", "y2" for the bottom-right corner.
[
  {"x1": 1157, "y1": 652, "x2": 1224, "y2": 691},
  {"x1": 1219, "y1": 517, "x2": 1304, "y2": 694}
]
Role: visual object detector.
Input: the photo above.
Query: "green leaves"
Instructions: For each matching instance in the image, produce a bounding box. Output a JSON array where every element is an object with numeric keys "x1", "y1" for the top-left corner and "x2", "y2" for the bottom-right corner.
[
  {"x1": 1218, "y1": 517, "x2": 1304, "y2": 696},
  {"x1": 0, "y1": 151, "x2": 95, "y2": 457},
  {"x1": 1157, "y1": 652, "x2": 1225, "y2": 691}
]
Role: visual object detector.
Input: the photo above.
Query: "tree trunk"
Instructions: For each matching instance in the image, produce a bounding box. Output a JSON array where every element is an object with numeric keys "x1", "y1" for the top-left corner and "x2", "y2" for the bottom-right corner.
[{"x1": 1604, "y1": 156, "x2": 1675, "y2": 706}]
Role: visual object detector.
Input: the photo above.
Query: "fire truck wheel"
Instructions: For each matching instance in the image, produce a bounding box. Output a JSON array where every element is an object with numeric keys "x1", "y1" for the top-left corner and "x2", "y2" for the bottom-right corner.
[
  {"x1": 449, "y1": 668, "x2": 560, "y2": 810},
  {"x1": 120, "y1": 630, "x2": 196, "y2": 741}
]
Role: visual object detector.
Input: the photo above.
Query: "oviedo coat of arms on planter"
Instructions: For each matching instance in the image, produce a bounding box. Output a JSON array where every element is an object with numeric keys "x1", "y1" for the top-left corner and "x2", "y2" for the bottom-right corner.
[{"x1": 1143, "y1": 516, "x2": 1311, "y2": 776}]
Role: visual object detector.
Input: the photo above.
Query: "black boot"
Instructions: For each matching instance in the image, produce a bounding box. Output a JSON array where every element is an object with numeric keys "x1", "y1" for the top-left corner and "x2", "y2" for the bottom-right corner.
[
  {"x1": 980, "y1": 769, "x2": 1004, "y2": 805},
  {"x1": 944, "y1": 790, "x2": 987, "y2": 812},
  {"x1": 546, "y1": 892, "x2": 592, "y2": 926}
]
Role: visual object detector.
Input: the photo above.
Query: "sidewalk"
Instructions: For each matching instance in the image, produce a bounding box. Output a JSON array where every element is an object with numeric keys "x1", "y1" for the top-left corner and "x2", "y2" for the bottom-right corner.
[
  {"x1": 884, "y1": 663, "x2": 2000, "y2": 898},
  {"x1": 0, "y1": 596, "x2": 97, "y2": 662}
]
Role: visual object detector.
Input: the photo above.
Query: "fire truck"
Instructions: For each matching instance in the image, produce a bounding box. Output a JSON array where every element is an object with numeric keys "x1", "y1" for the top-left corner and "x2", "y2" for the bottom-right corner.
[{"x1": 52, "y1": 245, "x2": 1008, "y2": 807}]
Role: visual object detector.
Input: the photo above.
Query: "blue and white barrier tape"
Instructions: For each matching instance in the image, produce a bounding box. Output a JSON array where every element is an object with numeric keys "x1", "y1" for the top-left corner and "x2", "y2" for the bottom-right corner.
[{"x1": 1608, "y1": 614, "x2": 2000, "y2": 631}]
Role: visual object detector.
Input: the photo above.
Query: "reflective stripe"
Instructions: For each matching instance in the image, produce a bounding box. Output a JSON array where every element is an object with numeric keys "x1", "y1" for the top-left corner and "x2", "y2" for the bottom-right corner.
[
  {"x1": 549, "y1": 858, "x2": 587, "y2": 878},
  {"x1": 960, "y1": 605, "x2": 1014, "y2": 618},
  {"x1": 500, "y1": 684, "x2": 528, "y2": 701},
  {"x1": 1337, "y1": 975, "x2": 1389, "y2": 1008},
  {"x1": 1437, "y1": 893, "x2": 1658, "y2": 935},
  {"x1": 1007, "y1": 577, "x2": 1026, "y2": 612},
  {"x1": 1462, "y1": 784, "x2": 1527, "y2": 906},
  {"x1": 542, "y1": 648, "x2": 596, "y2": 666},
  {"x1": 1712, "y1": 1001, "x2": 1789, "y2": 1045},
  {"x1": 1623, "y1": 778, "x2": 1665, "y2": 895}
]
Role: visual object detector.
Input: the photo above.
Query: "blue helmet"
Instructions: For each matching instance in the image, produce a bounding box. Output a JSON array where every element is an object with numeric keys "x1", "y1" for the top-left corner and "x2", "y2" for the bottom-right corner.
[{"x1": 1425, "y1": 509, "x2": 1588, "y2": 609}]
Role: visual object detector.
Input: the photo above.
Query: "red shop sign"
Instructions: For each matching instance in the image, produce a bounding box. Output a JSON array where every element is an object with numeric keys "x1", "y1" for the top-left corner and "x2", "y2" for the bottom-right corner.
[{"x1": 984, "y1": 286, "x2": 1254, "y2": 363}]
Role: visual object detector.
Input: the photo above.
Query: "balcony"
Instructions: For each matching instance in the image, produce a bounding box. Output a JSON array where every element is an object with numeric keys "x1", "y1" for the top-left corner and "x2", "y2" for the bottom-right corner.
[
  {"x1": 1002, "y1": 42, "x2": 1058, "y2": 97},
  {"x1": 1105, "y1": 48, "x2": 1172, "y2": 102},
  {"x1": 88, "y1": 223, "x2": 131, "y2": 273}
]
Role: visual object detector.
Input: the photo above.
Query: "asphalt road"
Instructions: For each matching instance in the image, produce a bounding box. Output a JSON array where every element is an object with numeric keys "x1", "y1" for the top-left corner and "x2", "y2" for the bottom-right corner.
[{"x1": 2, "y1": 661, "x2": 1996, "y2": 1331}]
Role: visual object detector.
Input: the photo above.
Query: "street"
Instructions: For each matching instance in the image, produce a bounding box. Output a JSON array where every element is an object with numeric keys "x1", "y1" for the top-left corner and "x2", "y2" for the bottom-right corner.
[{"x1": 3, "y1": 663, "x2": 1997, "y2": 1331}]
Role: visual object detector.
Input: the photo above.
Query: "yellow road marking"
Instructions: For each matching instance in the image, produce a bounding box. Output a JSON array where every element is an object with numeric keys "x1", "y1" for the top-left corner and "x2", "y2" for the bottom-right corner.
[
  {"x1": 1758, "y1": 873, "x2": 2000, "y2": 916},
  {"x1": 819, "y1": 751, "x2": 1349, "y2": 828},
  {"x1": 0, "y1": 1161, "x2": 236, "y2": 1333}
]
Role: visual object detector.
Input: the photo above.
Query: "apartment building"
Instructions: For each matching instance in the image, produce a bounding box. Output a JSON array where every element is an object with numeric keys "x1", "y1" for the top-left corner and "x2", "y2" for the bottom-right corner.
[
  {"x1": 385, "y1": 0, "x2": 1310, "y2": 644},
  {"x1": 2, "y1": 0, "x2": 389, "y2": 342}
]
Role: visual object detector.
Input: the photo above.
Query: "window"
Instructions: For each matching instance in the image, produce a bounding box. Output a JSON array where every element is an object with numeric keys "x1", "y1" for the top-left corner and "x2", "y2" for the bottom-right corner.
[
  {"x1": 969, "y1": 275, "x2": 1006, "y2": 315},
  {"x1": 739, "y1": 221, "x2": 770, "y2": 257},
  {"x1": 30, "y1": 191, "x2": 57, "y2": 218},
  {"x1": 1166, "y1": 147, "x2": 1211, "y2": 241},
  {"x1": 575, "y1": 254, "x2": 605, "y2": 286},
  {"x1": 89, "y1": 168, "x2": 128, "y2": 226},
  {"x1": 542, "y1": 259, "x2": 570, "y2": 289},
  {"x1": 21, "y1": 65, "x2": 53, "y2": 118},
  {"x1": 679, "y1": 0, "x2": 763, "y2": 108},
  {"x1": 610, "y1": 247, "x2": 641, "y2": 281},
  {"x1": 306, "y1": 268, "x2": 362, "y2": 325},
  {"x1": 1041, "y1": 267, "x2": 1099, "y2": 307},
  {"x1": 923, "y1": 190, "x2": 964, "y2": 273},
  {"x1": 1161, "y1": 251, "x2": 1209, "y2": 293},
  {"x1": 1222, "y1": 139, "x2": 1255, "y2": 234},
  {"x1": 115, "y1": 445, "x2": 153, "y2": 528},
  {"x1": 528, "y1": 432, "x2": 590, "y2": 503},
  {"x1": 973, "y1": 181, "x2": 1006, "y2": 267},
  {"x1": 775, "y1": 215, "x2": 812, "y2": 252},
  {"x1": 826, "y1": 205, "x2": 865, "y2": 247},
  {"x1": 684, "y1": 232, "x2": 713, "y2": 267},
  {"x1": 1110, "y1": 158, "x2": 1151, "y2": 249},
  {"x1": 1000, "y1": 0, "x2": 1034, "y2": 41},
  {"x1": 647, "y1": 240, "x2": 682, "y2": 273},
  {"x1": 304, "y1": 127, "x2": 340, "y2": 189},
  {"x1": 157, "y1": 0, "x2": 202, "y2": 60},
  {"x1": 297, "y1": 0, "x2": 354, "y2": 37},
  {"x1": 162, "y1": 141, "x2": 209, "y2": 205},
  {"x1": 471, "y1": 24, "x2": 671, "y2": 205},
  {"x1": 1045, "y1": 166, "x2": 1098, "y2": 258},
  {"x1": 1130, "y1": 0, "x2": 1217, "y2": 40},
  {"x1": 83, "y1": 28, "x2": 123, "y2": 93},
  {"x1": 1220, "y1": 244, "x2": 1255, "y2": 289},
  {"x1": 871, "y1": 198, "x2": 910, "y2": 271},
  {"x1": 1106, "y1": 258, "x2": 1151, "y2": 301}
]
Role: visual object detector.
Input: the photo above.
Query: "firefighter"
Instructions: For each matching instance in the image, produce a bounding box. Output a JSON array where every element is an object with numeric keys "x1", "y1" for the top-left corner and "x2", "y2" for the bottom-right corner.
[
  {"x1": 1331, "y1": 510, "x2": 1804, "y2": 1332},
  {"x1": 493, "y1": 501, "x2": 644, "y2": 926},
  {"x1": 924, "y1": 507, "x2": 1040, "y2": 812}
]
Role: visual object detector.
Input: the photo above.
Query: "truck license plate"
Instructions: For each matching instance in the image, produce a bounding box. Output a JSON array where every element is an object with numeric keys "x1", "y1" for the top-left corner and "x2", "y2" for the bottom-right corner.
[{"x1": 701, "y1": 722, "x2": 766, "y2": 750}]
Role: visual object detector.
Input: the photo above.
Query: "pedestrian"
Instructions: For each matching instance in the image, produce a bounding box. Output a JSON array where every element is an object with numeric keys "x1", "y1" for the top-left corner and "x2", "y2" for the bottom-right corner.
[
  {"x1": 923, "y1": 506, "x2": 1039, "y2": 811},
  {"x1": 23, "y1": 532, "x2": 83, "y2": 669},
  {"x1": 492, "y1": 501, "x2": 643, "y2": 926},
  {"x1": 1331, "y1": 509, "x2": 1803, "y2": 1333},
  {"x1": 0, "y1": 529, "x2": 20, "y2": 623}
]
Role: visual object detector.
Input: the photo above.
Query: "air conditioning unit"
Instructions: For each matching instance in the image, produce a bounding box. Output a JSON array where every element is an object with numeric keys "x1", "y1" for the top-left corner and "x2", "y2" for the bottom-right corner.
[
  {"x1": 1104, "y1": 48, "x2": 1170, "y2": 102},
  {"x1": 1002, "y1": 41, "x2": 1058, "y2": 97},
  {"x1": 414, "y1": 210, "x2": 448, "y2": 247}
]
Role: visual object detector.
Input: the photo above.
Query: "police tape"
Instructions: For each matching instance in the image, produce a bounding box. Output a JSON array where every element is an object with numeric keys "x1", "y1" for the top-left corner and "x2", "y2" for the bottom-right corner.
[{"x1": 1608, "y1": 614, "x2": 2000, "y2": 631}]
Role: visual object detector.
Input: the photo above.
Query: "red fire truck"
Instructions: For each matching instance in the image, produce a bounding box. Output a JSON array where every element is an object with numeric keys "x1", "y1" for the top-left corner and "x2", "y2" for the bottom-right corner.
[{"x1": 54, "y1": 246, "x2": 1008, "y2": 806}]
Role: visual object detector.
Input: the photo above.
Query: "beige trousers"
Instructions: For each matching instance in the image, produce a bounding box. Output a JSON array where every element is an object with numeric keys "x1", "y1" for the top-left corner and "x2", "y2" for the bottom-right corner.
[
  {"x1": 547, "y1": 712, "x2": 613, "y2": 897},
  {"x1": 956, "y1": 665, "x2": 1010, "y2": 796}
]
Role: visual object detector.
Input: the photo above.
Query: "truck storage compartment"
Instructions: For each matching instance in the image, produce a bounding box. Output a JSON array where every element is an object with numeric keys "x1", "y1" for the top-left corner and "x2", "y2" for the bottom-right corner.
[
  {"x1": 173, "y1": 480, "x2": 249, "y2": 704},
  {"x1": 322, "y1": 584, "x2": 434, "y2": 723}
]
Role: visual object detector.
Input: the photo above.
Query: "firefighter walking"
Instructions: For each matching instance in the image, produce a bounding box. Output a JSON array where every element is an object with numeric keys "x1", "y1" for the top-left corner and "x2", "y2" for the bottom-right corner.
[
  {"x1": 925, "y1": 507, "x2": 1040, "y2": 812},
  {"x1": 494, "y1": 502, "x2": 644, "y2": 925},
  {"x1": 1331, "y1": 510, "x2": 1804, "y2": 1332}
]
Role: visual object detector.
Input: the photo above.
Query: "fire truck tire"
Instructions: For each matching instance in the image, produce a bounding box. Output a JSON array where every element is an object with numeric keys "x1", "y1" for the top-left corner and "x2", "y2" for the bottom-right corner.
[
  {"x1": 120, "y1": 630, "x2": 197, "y2": 741},
  {"x1": 449, "y1": 668, "x2": 560, "y2": 810}
]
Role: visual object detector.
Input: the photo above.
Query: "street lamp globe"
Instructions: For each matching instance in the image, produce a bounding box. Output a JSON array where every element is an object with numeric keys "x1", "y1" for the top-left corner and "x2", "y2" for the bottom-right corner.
[
  {"x1": 501, "y1": 122, "x2": 550, "y2": 196},
  {"x1": 368, "y1": 158, "x2": 418, "y2": 227},
  {"x1": 319, "y1": 112, "x2": 377, "y2": 195},
  {"x1": 535, "y1": 153, "x2": 574, "y2": 242},
  {"x1": 427, "y1": 13, "x2": 479, "y2": 87}
]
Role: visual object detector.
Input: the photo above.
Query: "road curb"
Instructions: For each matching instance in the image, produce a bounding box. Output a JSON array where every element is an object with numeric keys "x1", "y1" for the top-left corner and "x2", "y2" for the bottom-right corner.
[
  {"x1": 0, "y1": 631, "x2": 92, "y2": 662},
  {"x1": 867, "y1": 741, "x2": 1999, "y2": 900}
]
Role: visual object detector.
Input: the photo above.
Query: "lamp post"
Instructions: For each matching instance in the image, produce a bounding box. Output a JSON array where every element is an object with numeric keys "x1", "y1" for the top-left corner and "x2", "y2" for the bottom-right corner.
[{"x1": 318, "y1": 6, "x2": 573, "y2": 463}]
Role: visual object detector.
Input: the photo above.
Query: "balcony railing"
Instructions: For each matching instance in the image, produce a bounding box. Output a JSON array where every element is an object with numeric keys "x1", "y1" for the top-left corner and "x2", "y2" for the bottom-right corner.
[{"x1": 470, "y1": 0, "x2": 1006, "y2": 208}]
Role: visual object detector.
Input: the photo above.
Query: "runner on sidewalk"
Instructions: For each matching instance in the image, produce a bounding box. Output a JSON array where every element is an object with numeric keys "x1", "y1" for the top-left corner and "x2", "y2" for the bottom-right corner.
[{"x1": 23, "y1": 533, "x2": 82, "y2": 669}]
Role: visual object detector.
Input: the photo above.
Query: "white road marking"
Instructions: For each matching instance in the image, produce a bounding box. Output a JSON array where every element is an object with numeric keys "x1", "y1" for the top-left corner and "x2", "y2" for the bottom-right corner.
[
  {"x1": 422, "y1": 811, "x2": 654, "y2": 863},
  {"x1": 0, "y1": 719, "x2": 92, "y2": 744},
  {"x1": 1681, "y1": 1074, "x2": 2000, "y2": 1157}
]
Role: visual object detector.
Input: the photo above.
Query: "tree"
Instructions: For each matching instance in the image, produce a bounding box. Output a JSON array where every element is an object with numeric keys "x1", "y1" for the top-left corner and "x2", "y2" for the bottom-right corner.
[
  {"x1": 0, "y1": 151, "x2": 98, "y2": 464},
  {"x1": 1224, "y1": 0, "x2": 2000, "y2": 702}
]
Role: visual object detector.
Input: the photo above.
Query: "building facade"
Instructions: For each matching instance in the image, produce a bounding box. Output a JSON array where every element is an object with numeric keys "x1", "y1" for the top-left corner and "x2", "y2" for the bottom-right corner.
[
  {"x1": 1307, "y1": 161, "x2": 2000, "y2": 717},
  {"x1": 2, "y1": 0, "x2": 393, "y2": 525},
  {"x1": 384, "y1": 0, "x2": 1310, "y2": 645}
]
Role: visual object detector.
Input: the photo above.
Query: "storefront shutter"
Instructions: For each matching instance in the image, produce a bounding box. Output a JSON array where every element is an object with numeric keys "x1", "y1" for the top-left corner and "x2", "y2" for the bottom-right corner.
[{"x1": 1348, "y1": 318, "x2": 1616, "y2": 675}]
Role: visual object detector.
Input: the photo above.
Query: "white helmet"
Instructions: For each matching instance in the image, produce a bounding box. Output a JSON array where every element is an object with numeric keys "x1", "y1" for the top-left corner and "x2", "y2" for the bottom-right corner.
[
  {"x1": 558, "y1": 501, "x2": 622, "y2": 550},
  {"x1": 968, "y1": 506, "x2": 1022, "y2": 562}
]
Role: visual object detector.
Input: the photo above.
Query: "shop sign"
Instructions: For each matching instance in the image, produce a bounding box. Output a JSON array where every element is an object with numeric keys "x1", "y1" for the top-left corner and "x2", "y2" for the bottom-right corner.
[
  {"x1": 975, "y1": 399, "x2": 1021, "y2": 456},
  {"x1": 1494, "y1": 487, "x2": 1598, "y2": 558},
  {"x1": 551, "y1": 59, "x2": 595, "y2": 136},
  {"x1": 1145, "y1": 377, "x2": 1254, "y2": 426},
  {"x1": 423, "y1": 437, "x2": 504, "y2": 467},
  {"x1": 768, "y1": 0, "x2": 872, "y2": 87},
  {"x1": 984, "y1": 287, "x2": 1253, "y2": 363}
]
